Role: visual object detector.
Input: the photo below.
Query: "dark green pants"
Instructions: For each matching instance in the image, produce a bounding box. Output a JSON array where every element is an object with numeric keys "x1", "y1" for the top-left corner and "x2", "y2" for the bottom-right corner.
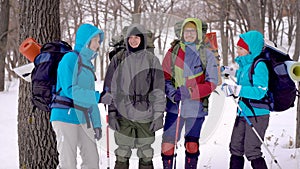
[{"x1": 114, "y1": 117, "x2": 155, "y2": 163}]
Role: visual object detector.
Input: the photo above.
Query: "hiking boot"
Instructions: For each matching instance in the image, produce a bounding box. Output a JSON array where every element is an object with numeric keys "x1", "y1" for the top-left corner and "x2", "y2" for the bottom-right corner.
[
  {"x1": 139, "y1": 159, "x2": 154, "y2": 169},
  {"x1": 185, "y1": 156, "x2": 198, "y2": 169},
  {"x1": 114, "y1": 161, "x2": 129, "y2": 169},
  {"x1": 251, "y1": 157, "x2": 268, "y2": 169},
  {"x1": 162, "y1": 154, "x2": 174, "y2": 169},
  {"x1": 229, "y1": 155, "x2": 244, "y2": 169},
  {"x1": 162, "y1": 159, "x2": 174, "y2": 169}
]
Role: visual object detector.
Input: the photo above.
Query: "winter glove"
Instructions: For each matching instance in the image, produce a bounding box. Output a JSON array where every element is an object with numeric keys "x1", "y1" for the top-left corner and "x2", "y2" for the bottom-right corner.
[
  {"x1": 178, "y1": 86, "x2": 191, "y2": 100},
  {"x1": 99, "y1": 90, "x2": 113, "y2": 105},
  {"x1": 149, "y1": 113, "x2": 164, "y2": 132},
  {"x1": 172, "y1": 89, "x2": 181, "y2": 103},
  {"x1": 171, "y1": 86, "x2": 191, "y2": 103},
  {"x1": 108, "y1": 111, "x2": 120, "y2": 131},
  {"x1": 94, "y1": 128, "x2": 102, "y2": 141},
  {"x1": 221, "y1": 66, "x2": 236, "y2": 77},
  {"x1": 221, "y1": 83, "x2": 241, "y2": 97}
]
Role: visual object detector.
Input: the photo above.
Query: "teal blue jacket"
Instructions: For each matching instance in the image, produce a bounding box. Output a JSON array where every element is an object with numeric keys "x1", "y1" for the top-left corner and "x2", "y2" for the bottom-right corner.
[
  {"x1": 50, "y1": 24, "x2": 104, "y2": 128},
  {"x1": 235, "y1": 30, "x2": 270, "y2": 117}
]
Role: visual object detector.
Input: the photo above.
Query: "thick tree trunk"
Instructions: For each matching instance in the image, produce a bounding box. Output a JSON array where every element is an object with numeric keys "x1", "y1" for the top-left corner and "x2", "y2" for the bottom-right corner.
[
  {"x1": 0, "y1": 0, "x2": 10, "y2": 91},
  {"x1": 295, "y1": 0, "x2": 300, "y2": 149},
  {"x1": 18, "y1": 0, "x2": 60, "y2": 168}
]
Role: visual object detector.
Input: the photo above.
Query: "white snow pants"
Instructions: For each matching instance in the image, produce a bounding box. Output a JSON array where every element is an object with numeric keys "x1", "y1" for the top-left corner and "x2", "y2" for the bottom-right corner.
[{"x1": 52, "y1": 121, "x2": 99, "y2": 169}]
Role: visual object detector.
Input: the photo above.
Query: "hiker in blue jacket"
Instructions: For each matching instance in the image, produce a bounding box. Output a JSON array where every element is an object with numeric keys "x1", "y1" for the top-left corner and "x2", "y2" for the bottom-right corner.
[
  {"x1": 50, "y1": 23, "x2": 104, "y2": 169},
  {"x1": 221, "y1": 30, "x2": 269, "y2": 169}
]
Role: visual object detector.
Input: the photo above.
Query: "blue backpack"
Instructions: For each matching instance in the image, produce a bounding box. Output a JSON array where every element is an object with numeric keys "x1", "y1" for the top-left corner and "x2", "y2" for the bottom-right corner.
[
  {"x1": 242, "y1": 41, "x2": 297, "y2": 112},
  {"x1": 31, "y1": 40, "x2": 72, "y2": 112}
]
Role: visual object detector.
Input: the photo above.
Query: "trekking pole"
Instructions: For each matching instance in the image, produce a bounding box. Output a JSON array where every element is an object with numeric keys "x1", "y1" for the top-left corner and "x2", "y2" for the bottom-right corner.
[
  {"x1": 105, "y1": 105, "x2": 110, "y2": 169},
  {"x1": 230, "y1": 97, "x2": 282, "y2": 169},
  {"x1": 172, "y1": 101, "x2": 181, "y2": 169}
]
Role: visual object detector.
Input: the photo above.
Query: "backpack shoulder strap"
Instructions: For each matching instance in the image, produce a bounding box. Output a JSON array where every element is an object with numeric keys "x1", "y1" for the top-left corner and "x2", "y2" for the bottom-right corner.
[
  {"x1": 249, "y1": 57, "x2": 267, "y2": 85},
  {"x1": 73, "y1": 51, "x2": 97, "y2": 81},
  {"x1": 170, "y1": 42, "x2": 180, "y2": 85},
  {"x1": 199, "y1": 44, "x2": 207, "y2": 71}
]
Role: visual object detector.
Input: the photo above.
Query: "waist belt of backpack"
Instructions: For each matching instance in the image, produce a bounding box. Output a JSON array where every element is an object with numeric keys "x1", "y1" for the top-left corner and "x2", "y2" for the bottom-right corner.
[
  {"x1": 51, "y1": 95, "x2": 92, "y2": 128},
  {"x1": 239, "y1": 97, "x2": 272, "y2": 122},
  {"x1": 129, "y1": 94, "x2": 149, "y2": 103},
  {"x1": 240, "y1": 97, "x2": 272, "y2": 110}
]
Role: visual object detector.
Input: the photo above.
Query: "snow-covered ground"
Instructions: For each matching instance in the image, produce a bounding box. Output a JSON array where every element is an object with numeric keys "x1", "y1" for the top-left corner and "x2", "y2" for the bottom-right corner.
[{"x1": 1, "y1": 78, "x2": 299, "y2": 169}]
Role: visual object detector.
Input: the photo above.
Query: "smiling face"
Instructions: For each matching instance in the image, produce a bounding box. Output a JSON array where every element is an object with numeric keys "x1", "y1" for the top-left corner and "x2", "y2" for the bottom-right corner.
[
  {"x1": 128, "y1": 35, "x2": 141, "y2": 48},
  {"x1": 89, "y1": 34, "x2": 100, "y2": 51},
  {"x1": 183, "y1": 28, "x2": 197, "y2": 43}
]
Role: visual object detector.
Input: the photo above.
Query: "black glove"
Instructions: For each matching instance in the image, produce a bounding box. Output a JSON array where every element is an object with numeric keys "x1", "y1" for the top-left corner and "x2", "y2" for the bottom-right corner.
[
  {"x1": 108, "y1": 111, "x2": 120, "y2": 131},
  {"x1": 94, "y1": 128, "x2": 102, "y2": 141},
  {"x1": 149, "y1": 113, "x2": 164, "y2": 132},
  {"x1": 99, "y1": 90, "x2": 113, "y2": 105}
]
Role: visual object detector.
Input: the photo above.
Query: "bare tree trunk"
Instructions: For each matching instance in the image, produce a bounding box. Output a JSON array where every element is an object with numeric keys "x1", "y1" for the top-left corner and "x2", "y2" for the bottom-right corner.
[
  {"x1": 220, "y1": 0, "x2": 229, "y2": 66},
  {"x1": 295, "y1": 0, "x2": 300, "y2": 149},
  {"x1": 101, "y1": 0, "x2": 109, "y2": 80},
  {"x1": 133, "y1": 0, "x2": 141, "y2": 23},
  {"x1": 0, "y1": 0, "x2": 10, "y2": 91},
  {"x1": 246, "y1": 0, "x2": 263, "y2": 33},
  {"x1": 293, "y1": 0, "x2": 300, "y2": 62},
  {"x1": 18, "y1": 0, "x2": 60, "y2": 168},
  {"x1": 267, "y1": 0, "x2": 273, "y2": 40},
  {"x1": 260, "y1": 0, "x2": 266, "y2": 33},
  {"x1": 296, "y1": 82, "x2": 300, "y2": 148}
]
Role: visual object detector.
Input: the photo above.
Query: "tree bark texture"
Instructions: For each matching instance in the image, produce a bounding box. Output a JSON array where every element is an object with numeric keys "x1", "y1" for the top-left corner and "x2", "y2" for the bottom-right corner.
[
  {"x1": 295, "y1": 0, "x2": 300, "y2": 149},
  {"x1": 246, "y1": 0, "x2": 263, "y2": 33},
  {"x1": 0, "y1": 0, "x2": 10, "y2": 91},
  {"x1": 18, "y1": 0, "x2": 60, "y2": 168}
]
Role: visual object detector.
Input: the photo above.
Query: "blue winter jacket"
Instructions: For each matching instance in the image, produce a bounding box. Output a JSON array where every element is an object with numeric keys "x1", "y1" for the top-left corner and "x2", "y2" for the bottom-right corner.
[
  {"x1": 235, "y1": 30, "x2": 270, "y2": 117},
  {"x1": 50, "y1": 24, "x2": 104, "y2": 128},
  {"x1": 163, "y1": 18, "x2": 218, "y2": 118}
]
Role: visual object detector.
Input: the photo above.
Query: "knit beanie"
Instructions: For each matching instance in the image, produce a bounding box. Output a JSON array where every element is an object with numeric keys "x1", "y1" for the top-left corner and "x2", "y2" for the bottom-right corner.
[
  {"x1": 237, "y1": 38, "x2": 249, "y2": 51},
  {"x1": 184, "y1": 21, "x2": 196, "y2": 30}
]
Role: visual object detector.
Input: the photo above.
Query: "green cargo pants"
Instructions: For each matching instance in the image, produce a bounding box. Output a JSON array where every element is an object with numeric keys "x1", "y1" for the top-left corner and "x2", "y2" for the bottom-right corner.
[{"x1": 114, "y1": 117, "x2": 155, "y2": 164}]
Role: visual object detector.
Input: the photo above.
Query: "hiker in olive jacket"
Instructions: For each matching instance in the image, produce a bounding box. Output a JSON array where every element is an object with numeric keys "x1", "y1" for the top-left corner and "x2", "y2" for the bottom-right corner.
[
  {"x1": 161, "y1": 18, "x2": 218, "y2": 169},
  {"x1": 221, "y1": 30, "x2": 269, "y2": 169},
  {"x1": 50, "y1": 23, "x2": 104, "y2": 169},
  {"x1": 103, "y1": 23, "x2": 166, "y2": 169}
]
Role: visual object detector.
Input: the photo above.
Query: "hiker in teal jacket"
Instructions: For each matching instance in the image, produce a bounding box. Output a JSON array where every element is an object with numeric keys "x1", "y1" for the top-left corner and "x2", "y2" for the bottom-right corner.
[
  {"x1": 50, "y1": 23, "x2": 104, "y2": 169},
  {"x1": 221, "y1": 30, "x2": 269, "y2": 169}
]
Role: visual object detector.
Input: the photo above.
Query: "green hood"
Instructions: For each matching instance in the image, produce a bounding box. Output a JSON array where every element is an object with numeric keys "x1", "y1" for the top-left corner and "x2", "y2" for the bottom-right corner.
[{"x1": 179, "y1": 18, "x2": 203, "y2": 50}]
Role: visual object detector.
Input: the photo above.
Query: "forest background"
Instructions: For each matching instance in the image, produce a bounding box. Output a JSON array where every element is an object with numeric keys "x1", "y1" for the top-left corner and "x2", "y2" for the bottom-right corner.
[{"x1": 0, "y1": 0, "x2": 300, "y2": 168}]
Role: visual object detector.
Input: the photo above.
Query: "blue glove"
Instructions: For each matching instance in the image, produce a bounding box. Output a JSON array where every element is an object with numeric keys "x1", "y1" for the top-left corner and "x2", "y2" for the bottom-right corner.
[
  {"x1": 94, "y1": 128, "x2": 102, "y2": 141},
  {"x1": 221, "y1": 83, "x2": 241, "y2": 97},
  {"x1": 172, "y1": 86, "x2": 191, "y2": 102},
  {"x1": 179, "y1": 86, "x2": 191, "y2": 100},
  {"x1": 173, "y1": 89, "x2": 181, "y2": 103}
]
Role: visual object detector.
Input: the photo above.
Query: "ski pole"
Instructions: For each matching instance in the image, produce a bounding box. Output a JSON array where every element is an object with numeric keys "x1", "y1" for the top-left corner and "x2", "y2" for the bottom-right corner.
[
  {"x1": 231, "y1": 97, "x2": 282, "y2": 169},
  {"x1": 105, "y1": 105, "x2": 110, "y2": 169},
  {"x1": 172, "y1": 101, "x2": 181, "y2": 169}
]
